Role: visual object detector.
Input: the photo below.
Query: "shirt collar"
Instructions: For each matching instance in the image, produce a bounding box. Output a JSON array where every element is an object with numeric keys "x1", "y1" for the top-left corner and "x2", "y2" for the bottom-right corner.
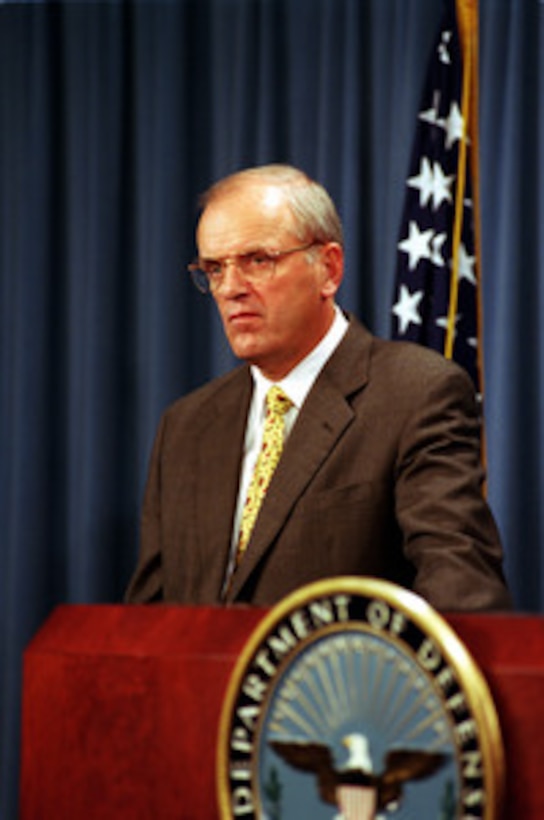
[{"x1": 251, "y1": 305, "x2": 349, "y2": 412}]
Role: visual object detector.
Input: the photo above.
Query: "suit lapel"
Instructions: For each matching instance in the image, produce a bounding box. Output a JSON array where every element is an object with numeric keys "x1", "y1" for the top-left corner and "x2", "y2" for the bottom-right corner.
[
  {"x1": 227, "y1": 319, "x2": 373, "y2": 600},
  {"x1": 192, "y1": 367, "x2": 253, "y2": 599}
]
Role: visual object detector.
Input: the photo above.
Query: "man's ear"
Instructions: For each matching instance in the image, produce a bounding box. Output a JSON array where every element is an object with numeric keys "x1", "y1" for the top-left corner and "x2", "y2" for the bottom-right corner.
[{"x1": 320, "y1": 242, "x2": 344, "y2": 298}]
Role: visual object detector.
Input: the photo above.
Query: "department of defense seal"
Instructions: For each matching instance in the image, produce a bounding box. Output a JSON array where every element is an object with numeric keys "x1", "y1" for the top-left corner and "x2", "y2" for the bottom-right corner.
[{"x1": 217, "y1": 577, "x2": 505, "y2": 819}]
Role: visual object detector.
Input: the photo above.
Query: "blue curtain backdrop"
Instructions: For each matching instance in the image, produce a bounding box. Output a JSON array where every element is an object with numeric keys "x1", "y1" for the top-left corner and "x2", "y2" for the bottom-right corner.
[{"x1": 1, "y1": 0, "x2": 542, "y2": 815}]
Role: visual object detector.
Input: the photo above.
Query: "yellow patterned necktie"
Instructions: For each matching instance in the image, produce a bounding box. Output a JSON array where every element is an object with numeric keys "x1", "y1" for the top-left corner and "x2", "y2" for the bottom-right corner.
[{"x1": 236, "y1": 386, "x2": 293, "y2": 565}]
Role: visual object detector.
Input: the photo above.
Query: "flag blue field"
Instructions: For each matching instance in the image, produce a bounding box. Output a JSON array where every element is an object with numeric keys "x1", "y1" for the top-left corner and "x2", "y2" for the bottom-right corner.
[{"x1": 391, "y1": 0, "x2": 481, "y2": 395}]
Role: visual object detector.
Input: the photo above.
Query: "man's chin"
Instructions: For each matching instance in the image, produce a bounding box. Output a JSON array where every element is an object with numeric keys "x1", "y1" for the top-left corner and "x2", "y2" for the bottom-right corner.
[
  {"x1": 228, "y1": 336, "x2": 263, "y2": 365},
  {"x1": 231, "y1": 344, "x2": 263, "y2": 367}
]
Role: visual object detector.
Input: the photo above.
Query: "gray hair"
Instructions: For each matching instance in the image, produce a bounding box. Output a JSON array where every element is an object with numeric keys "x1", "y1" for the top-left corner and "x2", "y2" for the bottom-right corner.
[{"x1": 199, "y1": 164, "x2": 344, "y2": 246}]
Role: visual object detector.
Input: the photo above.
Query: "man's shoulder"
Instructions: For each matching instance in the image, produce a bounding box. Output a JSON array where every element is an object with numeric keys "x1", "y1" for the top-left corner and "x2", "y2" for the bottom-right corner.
[
  {"x1": 371, "y1": 334, "x2": 473, "y2": 385},
  {"x1": 163, "y1": 364, "x2": 251, "y2": 420},
  {"x1": 337, "y1": 315, "x2": 474, "y2": 393}
]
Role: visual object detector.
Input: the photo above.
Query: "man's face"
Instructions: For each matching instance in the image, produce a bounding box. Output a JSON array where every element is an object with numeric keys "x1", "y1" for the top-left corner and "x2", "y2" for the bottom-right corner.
[{"x1": 196, "y1": 182, "x2": 343, "y2": 380}]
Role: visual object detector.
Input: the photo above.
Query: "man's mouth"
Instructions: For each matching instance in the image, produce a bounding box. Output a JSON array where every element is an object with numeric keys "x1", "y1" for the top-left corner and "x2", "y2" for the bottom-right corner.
[{"x1": 228, "y1": 310, "x2": 260, "y2": 325}]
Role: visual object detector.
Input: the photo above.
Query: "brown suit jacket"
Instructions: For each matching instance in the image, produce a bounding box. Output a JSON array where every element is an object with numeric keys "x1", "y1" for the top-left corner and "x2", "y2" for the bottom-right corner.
[{"x1": 125, "y1": 317, "x2": 511, "y2": 610}]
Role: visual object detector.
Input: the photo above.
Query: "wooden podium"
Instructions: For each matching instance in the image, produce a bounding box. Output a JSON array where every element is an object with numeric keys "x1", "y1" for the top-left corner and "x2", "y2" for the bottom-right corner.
[{"x1": 19, "y1": 605, "x2": 544, "y2": 818}]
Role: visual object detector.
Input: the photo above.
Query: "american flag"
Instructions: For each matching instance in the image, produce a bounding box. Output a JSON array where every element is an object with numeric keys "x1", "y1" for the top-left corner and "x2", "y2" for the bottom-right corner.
[{"x1": 391, "y1": 0, "x2": 482, "y2": 395}]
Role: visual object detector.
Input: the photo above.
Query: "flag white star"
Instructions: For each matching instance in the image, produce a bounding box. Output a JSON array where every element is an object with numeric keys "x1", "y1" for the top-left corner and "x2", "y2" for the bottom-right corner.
[
  {"x1": 430, "y1": 232, "x2": 447, "y2": 267},
  {"x1": 407, "y1": 156, "x2": 455, "y2": 210},
  {"x1": 456, "y1": 243, "x2": 476, "y2": 284},
  {"x1": 430, "y1": 161, "x2": 454, "y2": 209},
  {"x1": 443, "y1": 101, "x2": 465, "y2": 149},
  {"x1": 419, "y1": 95, "x2": 467, "y2": 152},
  {"x1": 407, "y1": 157, "x2": 434, "y2": 208},
  {"x1": 392, "y1": 285, "x2": 424, "y2": 334},
  {"x1": 419, "y1": 91, "x2": 441, "y2": 128},
  {"x1": 436, "y1": 313, "x2": 461, "y2": 336},
  {"x1": 438, "y1": 30, "x2": 452, "y2": 65},
  {"x1": 398, "y1": 221, "x2": 434, "y2": 270}
]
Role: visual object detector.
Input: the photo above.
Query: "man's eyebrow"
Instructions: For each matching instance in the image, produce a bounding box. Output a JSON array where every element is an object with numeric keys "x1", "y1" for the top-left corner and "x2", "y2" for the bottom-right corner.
[{"x1": 200, "y1": 247, "x2": 269, "y2": 261}]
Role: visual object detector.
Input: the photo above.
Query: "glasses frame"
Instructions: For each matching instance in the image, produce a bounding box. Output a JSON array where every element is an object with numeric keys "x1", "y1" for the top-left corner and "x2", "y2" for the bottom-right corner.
[{"x1": 187, "y1": 241, "x2": 319, "y2": 294}]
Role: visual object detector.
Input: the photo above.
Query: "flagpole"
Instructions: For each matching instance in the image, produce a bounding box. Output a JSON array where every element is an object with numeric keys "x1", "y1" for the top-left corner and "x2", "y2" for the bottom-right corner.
[
  {"x1": 455, "y1": 0, "x2": 488, "y2": 484},
  {"x1": 445, "y1": 0, "x2": 478, "y2": 362},
  {"x1": 457, "y1": 0, "x2": 484, "y2": 394}
]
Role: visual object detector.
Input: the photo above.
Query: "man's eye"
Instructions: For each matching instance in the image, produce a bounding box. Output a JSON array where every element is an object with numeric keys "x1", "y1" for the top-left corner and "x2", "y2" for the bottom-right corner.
[
  {"x1": 204, "y1": 261, "x2": 222, "y2": 276},
  {"x1": 246, "y1": 252, "x2": 271, "y2": 268}
]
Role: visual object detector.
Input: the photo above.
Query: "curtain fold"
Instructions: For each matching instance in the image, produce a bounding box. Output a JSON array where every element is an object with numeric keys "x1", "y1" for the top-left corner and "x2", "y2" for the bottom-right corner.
[
  {"x1": 1, "y1": 1, "x2": 541, "y2": 816},
  {"x1": 479, "y1": 0, "x2": 543, "y2": 606}
]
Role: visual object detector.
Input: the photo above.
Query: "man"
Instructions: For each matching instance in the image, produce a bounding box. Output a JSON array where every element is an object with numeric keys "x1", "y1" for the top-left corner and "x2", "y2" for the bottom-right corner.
[{"x1": 125, "y1": 164, "x2": 511, "y2": 610}]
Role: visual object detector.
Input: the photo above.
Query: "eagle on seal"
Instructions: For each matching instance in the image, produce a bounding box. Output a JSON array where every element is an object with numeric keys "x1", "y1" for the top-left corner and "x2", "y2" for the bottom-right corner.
[{"x1": 269, "y1": 733, "x2": 446, "y2": 817}]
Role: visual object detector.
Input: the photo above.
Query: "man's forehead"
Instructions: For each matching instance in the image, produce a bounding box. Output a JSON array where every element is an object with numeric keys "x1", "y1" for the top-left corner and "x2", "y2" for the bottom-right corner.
[
  {"x1": 197, "y1": 184, "x2": 296, "y2": 250},
  {"x1": 260, "y1": 184, "x2": 285, "y2": 210},
  {"x1": 208, "y1": 179, "x2": 287, "y2": 210}
]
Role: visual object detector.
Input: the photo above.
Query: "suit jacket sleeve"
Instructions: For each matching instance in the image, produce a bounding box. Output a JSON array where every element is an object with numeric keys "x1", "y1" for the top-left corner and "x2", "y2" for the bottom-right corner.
[{"x1": 393, "y1": 359, "x2": 511, "y2": 610}]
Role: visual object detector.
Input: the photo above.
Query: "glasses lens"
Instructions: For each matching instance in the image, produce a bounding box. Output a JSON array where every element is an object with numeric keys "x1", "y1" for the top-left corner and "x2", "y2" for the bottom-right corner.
[{"x1": 189, "y1": 267, "x2": 210, "y2": 294}]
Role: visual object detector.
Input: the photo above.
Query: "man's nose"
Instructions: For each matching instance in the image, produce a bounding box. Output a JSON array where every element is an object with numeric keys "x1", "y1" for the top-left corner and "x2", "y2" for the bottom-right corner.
[{"x1": 215, "y1": 260, "x2": 249, "y2": 295}]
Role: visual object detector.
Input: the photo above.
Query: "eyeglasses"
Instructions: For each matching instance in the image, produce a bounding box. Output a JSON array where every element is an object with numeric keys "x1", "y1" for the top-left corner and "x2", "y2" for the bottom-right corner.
[{"x1": 187, "y1": 241, "x2": 319, "y2": 294}]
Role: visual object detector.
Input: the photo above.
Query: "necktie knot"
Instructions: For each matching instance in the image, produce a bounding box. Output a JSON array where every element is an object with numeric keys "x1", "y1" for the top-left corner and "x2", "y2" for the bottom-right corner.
[{"x1": 266, "y1": 385, "x2": 292, "y2": 418}]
